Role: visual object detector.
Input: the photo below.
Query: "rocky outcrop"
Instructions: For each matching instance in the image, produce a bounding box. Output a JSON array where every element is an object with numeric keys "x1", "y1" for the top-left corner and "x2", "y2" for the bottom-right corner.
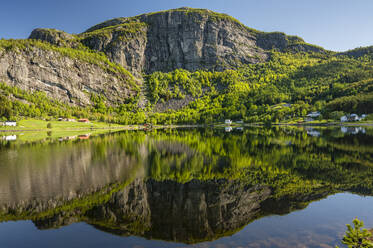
[
  {"x1": 29, "y1": 28, "x2": 77, "y2": 47},
  {"x1": 0, "y1": 47, "x2": 137, "y2": 106}
]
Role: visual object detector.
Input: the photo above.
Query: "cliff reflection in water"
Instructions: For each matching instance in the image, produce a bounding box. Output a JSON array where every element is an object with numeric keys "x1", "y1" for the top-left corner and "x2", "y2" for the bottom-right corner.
[{"x1": 1, "y1": 127, "x2": 373, "y2": 244}]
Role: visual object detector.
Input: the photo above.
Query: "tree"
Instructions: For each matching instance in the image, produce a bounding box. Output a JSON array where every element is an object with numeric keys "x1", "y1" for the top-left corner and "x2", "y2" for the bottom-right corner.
[{"x1": 337, "y1": 218, "x2": 373, "y2": 248}]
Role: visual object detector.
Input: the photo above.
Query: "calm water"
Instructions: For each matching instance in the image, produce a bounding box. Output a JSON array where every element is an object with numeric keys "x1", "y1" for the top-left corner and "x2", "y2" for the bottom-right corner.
[{"x1": 0, "y1": 126, "x2": 373, "y2": 248}]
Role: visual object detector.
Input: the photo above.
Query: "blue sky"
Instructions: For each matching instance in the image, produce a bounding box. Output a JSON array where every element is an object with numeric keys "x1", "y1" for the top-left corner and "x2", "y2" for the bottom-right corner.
[{"x1": 1, "y1": 0, "x2": 372, "y2": 51}]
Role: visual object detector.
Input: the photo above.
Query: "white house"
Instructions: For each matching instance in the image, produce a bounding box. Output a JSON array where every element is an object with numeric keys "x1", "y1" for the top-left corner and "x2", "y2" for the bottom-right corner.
[
  {"x1": 306, "y1": 112, "x2": 321, "y2": 118},
  {"x1": 350, "y1": 114, "x2": 360, "y2": 121},
  {"x1": 225, "y1": 119, "x2": 232, "y2": 125},
  {"x1": 341, "y1": 116, "x2": 348, "y2": 122},
  {"x1": 3, "y1": 122, "x2": 17, "y2": 127}
]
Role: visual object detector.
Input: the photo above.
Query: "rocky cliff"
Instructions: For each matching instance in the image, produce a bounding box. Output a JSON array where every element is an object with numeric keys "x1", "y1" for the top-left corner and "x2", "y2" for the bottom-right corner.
[
  {"x1": 0, "y1": 38, "x2": 140, "y2": 106},
  {"x1": 78, "y1": 7, "x2": 325, "y2": 74}
]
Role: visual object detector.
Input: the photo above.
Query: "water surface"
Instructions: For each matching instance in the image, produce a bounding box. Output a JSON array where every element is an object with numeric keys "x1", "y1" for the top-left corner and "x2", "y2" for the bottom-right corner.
[{"x1": 0, "y1": 126, "x2": 373, "y2": 248}]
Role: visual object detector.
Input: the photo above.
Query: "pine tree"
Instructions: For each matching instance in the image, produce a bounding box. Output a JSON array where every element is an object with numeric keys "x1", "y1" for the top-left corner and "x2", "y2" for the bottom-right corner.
[{"x1": 338, "y1": 218, "x2": 373, "y2": 248}]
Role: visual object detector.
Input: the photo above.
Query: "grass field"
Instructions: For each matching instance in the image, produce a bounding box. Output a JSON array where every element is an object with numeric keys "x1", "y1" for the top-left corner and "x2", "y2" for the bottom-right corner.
[{"x1": 0, "y1": 119, "x2": 128, "y2": 132}]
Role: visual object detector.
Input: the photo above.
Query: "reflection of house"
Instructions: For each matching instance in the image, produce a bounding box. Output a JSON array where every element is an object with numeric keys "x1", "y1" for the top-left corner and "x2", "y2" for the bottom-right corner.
[
  {"x1": 58, "y1": 136, "x2": 77, "y2": 141},
  {"x1": 341, "y1": 127, "x2": 366, "y2": 135},
  {"x1": 236, "y1": 127, "x2": 244, "y2": 131},
  {"x1": 2, "y1": 135, "x2": 17, "y2": 141},
  {"x1": 225, "y1": 127, "x2": 232, "y2": 132},
  {"x1": 78, "y1": 119, "x2": 90, "y2": 123},
  {"x1": 235, "y1": 120, "x2": 244, "y2": 124},
  {"x1": 78, "y1": 134, "x2": 91, "y2": 140},
  {"x1": 225, "y1": 119, "x2": 232, "y2": 125},
  {"x1": 3, "y1": 122, "x2": 17, "y2": 127},
  {"x1": 306, "y1": 128, "x2": 321, "y2": 137},
  {"x1": 306, "y1": 112, "x2": 321, "y2": 118}
]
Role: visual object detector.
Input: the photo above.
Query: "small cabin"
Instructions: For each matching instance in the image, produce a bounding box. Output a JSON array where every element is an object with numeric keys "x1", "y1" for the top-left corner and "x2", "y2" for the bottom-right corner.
[
  {"x1": 3, "y1": 121, "x2": 17, "y2": 127},
  {"x1": 78, "y1": 119, "x2": 90, "y2": 123},
  {"x1": 306, "y1": 112, "x2": 321, "y2": 118},
  {"x1": 350, "y1": 114, "x2": 359, "y2": 121},
  {"x1": 225, "y1": 119, "x2": 232, "y2": 125}
]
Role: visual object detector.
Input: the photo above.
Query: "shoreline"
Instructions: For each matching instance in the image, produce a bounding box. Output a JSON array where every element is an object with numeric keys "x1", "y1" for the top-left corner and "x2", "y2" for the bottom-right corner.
[{"x1": 1, "y1": 122, "x2": 372, "y2": 133}]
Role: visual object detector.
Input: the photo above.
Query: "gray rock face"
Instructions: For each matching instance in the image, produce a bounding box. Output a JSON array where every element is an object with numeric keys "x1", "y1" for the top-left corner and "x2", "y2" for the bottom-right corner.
[
  {"x1": 80, "y1": 9, "x2": 267, "y2": 74},
  {"x1": 78, "y1": 8, "x2": 325, "y2": 75},
  {"x1": 80, "y1": 22, "x2": 148, "y2": 77},
  {"x1": 0, "y1": 48, "x2": 136, "y2": 106},
  {"x1": 139, "y1": 10, "x2": 266, "y2": 73}
]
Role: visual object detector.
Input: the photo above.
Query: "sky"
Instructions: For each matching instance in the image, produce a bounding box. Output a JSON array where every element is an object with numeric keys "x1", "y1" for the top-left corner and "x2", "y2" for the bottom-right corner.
[{"x1": 1, "y1": 0, "x2": 372, "y2": 51}]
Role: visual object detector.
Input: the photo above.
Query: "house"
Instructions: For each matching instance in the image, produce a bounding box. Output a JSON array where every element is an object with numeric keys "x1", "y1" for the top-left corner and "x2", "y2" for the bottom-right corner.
[
  {"x1": 341, "y1": 127, "x2": 366, "y2": 135},
  {"x1": 59, "y1": 118, "x2": 76, "y2": 122},
  {"x1": 78, "y1": 119, "x2": 90, "y2": 123},
  {"x1": 225, "y1": 119, "x2": 232, "y2": 125},
  {"x1": 3, "y1": 121, "x2": 17, "y2": 127},
  {"x1": 340, "y1": 116, "x2": 348, "y2": 122},
  {"x1": 349, "y1": 114, "x2": 360, "y2": 121},
  {"x1": 306, "y1": 112, "x2": 321, "y2": 118}
]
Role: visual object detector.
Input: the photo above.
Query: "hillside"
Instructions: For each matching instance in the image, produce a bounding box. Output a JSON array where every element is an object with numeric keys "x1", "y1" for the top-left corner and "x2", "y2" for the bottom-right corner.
[{"x1": 0, "y1": 7, "x2": 372, "y2": 124}]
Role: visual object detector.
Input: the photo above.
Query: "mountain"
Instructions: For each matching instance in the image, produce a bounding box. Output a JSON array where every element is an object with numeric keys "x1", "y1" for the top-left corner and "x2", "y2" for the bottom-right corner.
[
  {"x1": 0, "y1": 7, "x2": 372, "y2": 124},
  {"x1": 29, "y1": 7, "x2": 325, "y2": 76}
]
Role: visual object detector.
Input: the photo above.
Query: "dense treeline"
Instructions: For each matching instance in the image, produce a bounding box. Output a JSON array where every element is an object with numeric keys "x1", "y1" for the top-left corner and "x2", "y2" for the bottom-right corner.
[{"x1": 0, "y1": 83, "x2": 146, "y2": 124}]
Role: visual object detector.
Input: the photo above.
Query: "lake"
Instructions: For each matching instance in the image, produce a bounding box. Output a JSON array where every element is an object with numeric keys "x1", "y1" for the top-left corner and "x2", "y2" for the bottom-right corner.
[{"x1": 0, "y1": 126, "x2": 372, "y2": 248}]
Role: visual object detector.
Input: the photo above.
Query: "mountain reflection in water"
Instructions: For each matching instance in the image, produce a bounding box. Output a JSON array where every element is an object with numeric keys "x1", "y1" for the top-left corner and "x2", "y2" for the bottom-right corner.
[{"x1": 0, "y1": 127, "x2": 373, "y2": 247}]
